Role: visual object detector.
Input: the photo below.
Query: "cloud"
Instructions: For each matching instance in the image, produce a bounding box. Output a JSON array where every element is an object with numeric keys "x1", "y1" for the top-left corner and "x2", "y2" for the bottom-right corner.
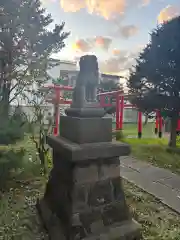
[
  {"x1": 95, "y1": 36, "x2": 112, "y2": 50},
  {"x1": 60, "y1": 0, "x2": 86, "y2": 13},
  {"x1": 72, "y1": 48, "x2": 141, "y2": 78},
  {"x1": 72, "y1": 36, "x2": 112, "y2": 52},
  {"x1": 112, "y1": 49, "x2": 121, "y2": 56},
  {"x1": 60, "y1": 0, "x2": 152, "y2": 19},
  {"x1": 158, "y1": 5, "x2": 180, "y2": 24},
  {"x1": 72, "y1": 39, "x2": 92, "y2": 52},
  {"x1": 140, "y1": 0, "x2": 150, "y2": 7},
  {"x1": 120, "y1": 25, "x2": 139, "y2": 38},
  {"x1": 99, "y1": 50, "x2": 129, "y2": 74},
  {"x1": 99, "y1": 47, "x2": 141, "y2": 74},
  {"x1": 60, "y1": 0, "x2": 126, "y2": 19}
]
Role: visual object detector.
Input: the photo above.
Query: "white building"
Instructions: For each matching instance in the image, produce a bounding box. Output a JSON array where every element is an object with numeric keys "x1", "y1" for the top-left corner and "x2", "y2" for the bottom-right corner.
[
  {"x1": 59, "y1": 70, "x2": 121, "y2": 87},
  {"x1": 47, "y1": 58, "x2": 122, "y2": 87},
  {"x1": 47, "y1": 59, "x2": 78, "y2": 81}
]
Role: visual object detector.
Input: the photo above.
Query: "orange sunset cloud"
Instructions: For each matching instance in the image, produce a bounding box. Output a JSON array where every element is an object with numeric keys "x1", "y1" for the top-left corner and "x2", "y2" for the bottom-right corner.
[
  {"x1": 158, "y1": 5, "x2": 180, "y2": 24},
  {"x1": 72, "y1": 36, "x2": 112, "y2": 52}
]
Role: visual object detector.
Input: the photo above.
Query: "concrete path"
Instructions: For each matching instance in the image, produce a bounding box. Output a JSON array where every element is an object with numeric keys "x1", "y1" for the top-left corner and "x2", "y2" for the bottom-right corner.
[{"x1": 120, "y1": 156, "x2": 180, "y2": 214}]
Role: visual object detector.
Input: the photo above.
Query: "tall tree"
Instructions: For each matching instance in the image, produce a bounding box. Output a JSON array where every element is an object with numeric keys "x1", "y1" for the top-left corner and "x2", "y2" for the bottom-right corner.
[
  {"x1": 0, "y1": 0, "x2": 69, "y2": 118},
  {"x1": 127, "y1": 16, "x2": 180, "y2": 147}
]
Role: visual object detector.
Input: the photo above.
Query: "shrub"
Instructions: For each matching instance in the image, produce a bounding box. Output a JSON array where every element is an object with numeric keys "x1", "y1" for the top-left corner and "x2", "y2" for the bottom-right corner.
[
  {"x1": 113, "y1": 130, "x2": 124, "y2": 141},
  {"x1": 0, "y1": 107, "x2": 27, "y2": 145},
  {"x1": 0, "y1": 146, "x2": 25, "y2": 189},
  {"x1": 0, "y1": 121, "x2": 24, "y2": 145}
]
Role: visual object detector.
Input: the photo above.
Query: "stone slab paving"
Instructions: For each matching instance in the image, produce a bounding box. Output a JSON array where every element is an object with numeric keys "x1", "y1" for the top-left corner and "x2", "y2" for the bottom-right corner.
[{"x1": 120, "y1": 156, "x2": 180, "y2": 214}]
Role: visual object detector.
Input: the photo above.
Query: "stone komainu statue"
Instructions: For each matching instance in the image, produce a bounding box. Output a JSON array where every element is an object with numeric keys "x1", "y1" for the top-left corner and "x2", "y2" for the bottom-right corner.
[{"x1": 74, "y1": 55, "x2": 99, "y2": 103}]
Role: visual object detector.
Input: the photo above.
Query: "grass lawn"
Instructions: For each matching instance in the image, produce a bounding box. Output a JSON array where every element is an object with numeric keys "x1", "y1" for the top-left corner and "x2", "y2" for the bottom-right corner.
[
  {"x1": 112, "y1": 122, "x2": 157, "y2": 138},
  {"x1": 0, "y1": 177, "x2": 48, "y2": 239},
  {"x1": 1, "y1": 131, "x2": 180, "y2": 239},
  {"x1": 1, "y1": 135, "x2": 180, "y2": 239},
  {"x1": 113, "y1": 123, "x2": 180, "y2": 174},
  {"x1": 124, "y1": 180, "x2": 180, "y2": 240},
  {"x1": 122, "y1": 137, "x2": 180, "y2": 175},
  {"x1": 123, "y1": 123, "x2": 155, "y2": 137},
  {"x1": 1, "y1": 176, "x2": 180, "y2": 239}
]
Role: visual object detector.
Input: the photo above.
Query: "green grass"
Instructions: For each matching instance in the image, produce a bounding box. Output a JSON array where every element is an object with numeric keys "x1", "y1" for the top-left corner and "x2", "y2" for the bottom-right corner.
[
  {"x1": 113, "y1": 123, "x2": 180, "y2": 174},
  {"x1": 124, "y1": 137, "x2": 168, "y2": 145},
  {"x1": 124, "y1": 180, "x2": 180, "y2": 240},
  {"x1": 113, "y1": 122, "x2": 157, "y2": 138},
  {"x1": 0, "y1": 177, "x2": 48, "y2": 239},
  {"x1": 1, "y1": 175, "x2": 180, "y2": 239},
  {"x1": 0, "y1": 135, "x2": 180, "y2": 239},
  {"x1": 122, "y1": 137, "x2": 180, "y2": 175}
]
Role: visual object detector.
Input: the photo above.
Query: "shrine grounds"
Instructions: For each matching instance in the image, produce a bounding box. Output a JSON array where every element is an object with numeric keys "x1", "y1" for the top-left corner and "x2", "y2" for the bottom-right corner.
[{"x1": 0, "y1": 128, "x2": 180, "y2": 239}]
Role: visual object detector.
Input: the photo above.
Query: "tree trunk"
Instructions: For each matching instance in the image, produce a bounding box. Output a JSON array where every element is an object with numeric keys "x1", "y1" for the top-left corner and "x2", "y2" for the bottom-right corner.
[
  {"x1": 168, "y1": 115, "x2": 178, "y2": 148},
  {"x1": 143, "y1": 115, "x2": 148, "y2": 126},
  {"x1": 0, "y1": 50, "x2": 12, "y2": 121},
  {"x1": 1, "y1": 83, "x2": 11, "y2": 120}
]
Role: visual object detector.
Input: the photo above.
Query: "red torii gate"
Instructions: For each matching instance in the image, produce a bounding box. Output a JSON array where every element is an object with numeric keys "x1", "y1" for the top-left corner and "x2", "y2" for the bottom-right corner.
[
  {"x1": 41, "y1": 84, "x2": 73, "y2": 136},
  {"x1": 41, "y1": 85, "x2": 148, "y2": 138},
  {"x1": 41, "y1": 84, "x2": 179, "y2": 138},
  {"x1": 97, "y1": 91, "x2": 143, "y2": 138}
]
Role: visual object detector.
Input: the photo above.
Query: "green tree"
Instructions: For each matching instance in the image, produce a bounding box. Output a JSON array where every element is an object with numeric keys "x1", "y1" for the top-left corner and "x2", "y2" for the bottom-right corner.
[
  {"x1": 99, "y1": 80, "x2": 122, "y2": 92},
  {"x1": 127, "y1": 16, "x2": 180, "y2": 147},
  {"x1": 98, "y1": 80, "x2": 123, "y2": 114},
  {"x1": 0, "y1": 0, "x2": 70, "y2": 118}
]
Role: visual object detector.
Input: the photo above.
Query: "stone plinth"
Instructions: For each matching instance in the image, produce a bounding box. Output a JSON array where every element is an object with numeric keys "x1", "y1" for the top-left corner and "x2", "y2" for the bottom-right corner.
[
  {"x1": 60, "y1": 116, "x2": 112, "y2": 144},
  {"x1": 65, "y1": 106, "x2": 105, "y2": 118},
  {"x1": 37, "y1": 136, "x2": 141, "y2": 239}
]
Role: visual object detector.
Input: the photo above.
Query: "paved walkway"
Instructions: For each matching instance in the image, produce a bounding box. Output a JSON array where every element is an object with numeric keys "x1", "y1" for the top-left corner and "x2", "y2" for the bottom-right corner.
[{"x1": 120, "y1": 156, "x2": 180, "y2": 214}]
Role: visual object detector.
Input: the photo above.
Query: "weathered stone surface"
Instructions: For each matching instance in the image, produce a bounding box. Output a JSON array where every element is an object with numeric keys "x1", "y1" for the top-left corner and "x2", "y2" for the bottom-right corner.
[
  {"x1": 60, "y1": 116, "x2": 112, "y2": 144},
  {"x1": 73, "y1": 185, "x2": 88, "y2": 211},
  {"x1": 88, "y1": 180, "x2": 113, "y2": 207},
  {"x1": 38, "y1": 61, "x2": 140, "y2": 239},
  {"x1": 37, "y1": 196, "x2": 140, "y2": 240},
  {"x1": 157, "y1": 175, "x2": 180, "y2": 192},
  {"x1": 38, "y1": 144, "x2": 140, "y2": 239},
  {"x1": 65, "y1": 55, "x2": 106, "y2": 118},
  {"x1": 99, "y1": 163, "x2": 120, "y2": 180},
  {"x1": 112, "y1": 177, "x2": 127, "y2": 201},
  {"x1": 47, "y1": 136, "x2": 130, "y2": 162},
  {"x1": 121, "y1": 157, "x2": 180, "y2": 214},
  {"x1": 102, "y1": 201, "x2": 130, "y2": 226},
  {"x1": 74, "y1": 165, "x2": 99, "y2": 183},
  {"x1": 65, "y1": 107, "x2": 105, "y2": 118},
  {"x1": 36, "y1": 198, "x2": 66, "y2": 240},
  {"x1": 82, "y1": 220, "x2": 141, "y2": 240}
]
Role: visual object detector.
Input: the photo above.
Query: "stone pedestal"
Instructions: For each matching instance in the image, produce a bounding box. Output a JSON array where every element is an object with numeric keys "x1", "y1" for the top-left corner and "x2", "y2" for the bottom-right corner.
[
  {"x1": 60, "y1": 116, "x2": 112, "y2": 144},
  {"x1": 37, "y1": 116, "x2": 141, "y2": 239}
]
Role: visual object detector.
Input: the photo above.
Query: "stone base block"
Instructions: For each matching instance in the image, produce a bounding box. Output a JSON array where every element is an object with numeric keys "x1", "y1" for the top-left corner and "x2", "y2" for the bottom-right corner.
[
  {"x1": 37, "y1": 198, "x2": 141, "y2": 240},
  {"x1": 59, "y1": 116, "x2": 112, "y2": 144},
  {"x1": 47, "y1": 136, "x2": 130, "y2": 162},
  {"x1": 65, "y1": 107, "x2": 105, "y2": 118},
  {"x1": 73, "y1": 159, "x2": 120, "y2": 184},
  {"x1": 84, "y1": 221, "x2": 141, "y2": 240},
  {"x1": 36, "y1": 198, "x2": 65, "y2": 240}
]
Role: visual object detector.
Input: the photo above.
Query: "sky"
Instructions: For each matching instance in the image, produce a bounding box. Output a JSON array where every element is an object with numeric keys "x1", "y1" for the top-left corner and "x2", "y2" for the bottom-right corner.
[{"x1": 41, "y1": 0, "x2": 180, "y2": 77}]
